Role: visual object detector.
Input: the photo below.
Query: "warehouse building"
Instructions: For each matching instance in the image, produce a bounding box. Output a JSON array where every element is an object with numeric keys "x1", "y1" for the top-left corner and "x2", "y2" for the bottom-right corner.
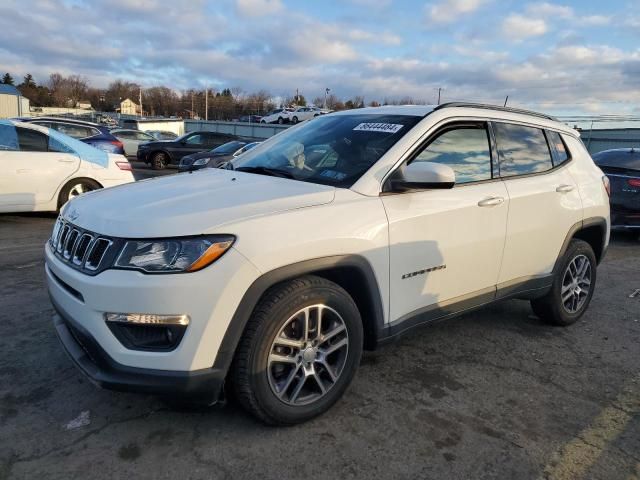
[
  {"x1": 579, "y1": 128, "x2": 640, "y2": 154},
  {"x1": 0, "y1": 84, "x2": 29, "y2": 118}
]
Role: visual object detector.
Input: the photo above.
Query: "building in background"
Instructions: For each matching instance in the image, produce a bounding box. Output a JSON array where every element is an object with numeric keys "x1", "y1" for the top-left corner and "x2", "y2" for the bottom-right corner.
[
  {"x1": 579, "y1": 128, "x2": 640, "y2": 154},
  {"x1": 0, "y1": 84, "x2": 29, "y2": 118},
  {"x1": 119, "y1": 98, "x2": 141, "y2": 115}
]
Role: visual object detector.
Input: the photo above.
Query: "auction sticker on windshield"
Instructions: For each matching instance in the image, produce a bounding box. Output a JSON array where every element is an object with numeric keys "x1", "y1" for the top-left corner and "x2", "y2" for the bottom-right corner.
[{"x1": 353, "y1": 123, "x2": 404, "y2": 133}]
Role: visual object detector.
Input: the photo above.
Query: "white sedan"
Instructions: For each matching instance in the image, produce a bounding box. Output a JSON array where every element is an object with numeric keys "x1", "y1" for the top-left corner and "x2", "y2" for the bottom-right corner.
[
  {"x1": 0, "y1": 120, "x2": 135, "y2": 213},
  {"x1": 260, "y1": 108, "x2": 294, "y2": 124},
  {"x1": 287, "y1": 106, "x2": 322, "y2": 124},
  {"x1": 111, "y1": 128, "x2": 156, "y2": 156}
]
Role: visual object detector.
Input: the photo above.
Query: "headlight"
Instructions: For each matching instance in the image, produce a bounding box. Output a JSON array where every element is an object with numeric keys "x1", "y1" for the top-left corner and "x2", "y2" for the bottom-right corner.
[
  {"x1": 114, "y1": 235, "x2": 234, "y2": 273},
  {"x1": 193, "y1": 157, "x2": 211, "y2": 166}
]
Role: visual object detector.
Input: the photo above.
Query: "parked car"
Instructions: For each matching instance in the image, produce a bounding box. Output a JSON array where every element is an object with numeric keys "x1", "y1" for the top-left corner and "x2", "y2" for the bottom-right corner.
[
  {"x1": 178, "y1": 140, "x2": 260, "y2": 172},
  {"x1": 147, "y1": 130, "x2": 179, "y2": 141},
  {"x1": 111, "y1": 129, "x2": 156, "y2": 157},
  {"x1": 288, "y1": 106, "x2": 322, "y2": 124},
  {"x1": 0, "y1": 120, "x2": 133, "y2": 213},
  {"x1": 16, "y1": 117, "x2": 125, "y2": 154},
  {"x1": 260, "y1": 108, "x2": 293, "y2": 124},
  {"x1": 46, "y1": 103, "x2": 609, "y2": 425},
  {"x1": 238, "y1": 115, "x2": 262, "y2": 123},
  {"x1": 136, "y1": 131, "x2": 239, "y2": 169},
  {"x1": 592, "y1": 148, "x2": 640, "y2": 232}
]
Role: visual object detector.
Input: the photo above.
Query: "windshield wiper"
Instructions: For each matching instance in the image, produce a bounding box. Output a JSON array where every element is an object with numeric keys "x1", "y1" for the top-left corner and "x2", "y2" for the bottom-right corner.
[{"x1": 235, "y1": 166, "x2": 295, "y2": 179}]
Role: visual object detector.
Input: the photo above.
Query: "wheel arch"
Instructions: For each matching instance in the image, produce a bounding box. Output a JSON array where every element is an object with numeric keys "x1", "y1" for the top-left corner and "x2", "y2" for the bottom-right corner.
[
  {"x1": 56, "y1": 176, "x2": 103, "y2": 209},
  {"x1": 213, "y1": 255, "x2": 385, "y2": 376},
  {"x1": 554, "y1": 217, "x2": 608, "y2": 271}
]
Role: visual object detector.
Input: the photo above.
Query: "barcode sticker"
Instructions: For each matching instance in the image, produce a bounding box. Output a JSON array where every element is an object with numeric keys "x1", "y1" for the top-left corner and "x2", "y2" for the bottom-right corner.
[{"x1": 353, "y1": 123, "x2": 404, "y2": 134}]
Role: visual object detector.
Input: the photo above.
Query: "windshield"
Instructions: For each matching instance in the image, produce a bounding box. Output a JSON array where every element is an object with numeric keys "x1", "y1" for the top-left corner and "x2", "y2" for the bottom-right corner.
[
  {"x1": 230, "y1": 114, "x2": 421, "y2": 188},
  {"x1": 212, "y1": 141, "x2": 246, "y2": 154}
]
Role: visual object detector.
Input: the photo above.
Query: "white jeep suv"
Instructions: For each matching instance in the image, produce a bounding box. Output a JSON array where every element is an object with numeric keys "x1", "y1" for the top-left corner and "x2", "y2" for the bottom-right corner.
[{"x1": 46, "y1": 103, "x2": 610, "y2": 425}]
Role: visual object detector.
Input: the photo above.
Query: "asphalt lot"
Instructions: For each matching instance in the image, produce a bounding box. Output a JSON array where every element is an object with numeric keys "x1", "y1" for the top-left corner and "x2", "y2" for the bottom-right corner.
[{"x1": 1, "y1": 169, "x2": 639, "y2": 479}]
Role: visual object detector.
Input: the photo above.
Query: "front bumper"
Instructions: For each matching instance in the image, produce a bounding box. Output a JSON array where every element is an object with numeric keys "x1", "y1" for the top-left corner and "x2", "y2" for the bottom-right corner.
[{"x1": 52, "y1": 299, "x2": 224, "y2": 401}]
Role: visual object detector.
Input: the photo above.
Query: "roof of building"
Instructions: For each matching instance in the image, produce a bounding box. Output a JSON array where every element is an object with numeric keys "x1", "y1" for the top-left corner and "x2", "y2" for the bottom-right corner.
[{"x1": 0, "y1": 84, "x2": 20, "y2": 95}]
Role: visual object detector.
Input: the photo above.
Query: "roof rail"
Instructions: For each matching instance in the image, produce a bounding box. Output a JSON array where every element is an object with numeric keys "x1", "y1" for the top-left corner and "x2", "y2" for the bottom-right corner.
[{"x1": 434, "y1": 102, "x2": 558, "y2": 122}]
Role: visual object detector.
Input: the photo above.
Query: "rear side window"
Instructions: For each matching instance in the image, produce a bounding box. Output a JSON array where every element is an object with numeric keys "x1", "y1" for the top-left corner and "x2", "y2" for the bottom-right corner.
[
  {"x1": 494, "y1": 123, "x2": 553, "y2": 177},
  {"x1": 49, "y1": 122, "x2": 94, "y2": 139},
  {"x1": 412, "y1": 125, "x2": 492, "y2": 184},
  {"x1": 546, "y1": 130, "x2": 569, "y2": 166},
  {"x1": 16, "y1": 127, "x2": 48, "y2": 152}
]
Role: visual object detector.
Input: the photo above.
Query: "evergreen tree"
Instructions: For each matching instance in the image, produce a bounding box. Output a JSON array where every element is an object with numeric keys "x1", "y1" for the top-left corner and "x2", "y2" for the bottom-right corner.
[{"x1": 2, "y1": 72, "x2": 14, "y2": 85}]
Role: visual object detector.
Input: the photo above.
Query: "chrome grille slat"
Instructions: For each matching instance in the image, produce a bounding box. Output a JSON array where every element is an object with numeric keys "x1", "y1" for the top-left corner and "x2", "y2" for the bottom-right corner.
[
  {"x1": 49, "y1": 219, "x2": 114, "y2": 274},
  {"x1": 72, "y1": 233, "x2": 93, "y2": 266}
]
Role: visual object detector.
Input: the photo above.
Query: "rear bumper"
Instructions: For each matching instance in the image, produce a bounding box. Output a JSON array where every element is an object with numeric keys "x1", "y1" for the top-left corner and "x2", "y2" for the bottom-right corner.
[
  {"x1": 52, "y1": 299, "x2": 224, "y2": 401},
  {"x1": 611, "y1": 205, "x2": 640, "y2": 229}
]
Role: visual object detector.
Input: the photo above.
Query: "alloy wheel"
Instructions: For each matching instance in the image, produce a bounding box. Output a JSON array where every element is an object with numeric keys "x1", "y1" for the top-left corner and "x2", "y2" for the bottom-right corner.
[
  {"x1": 561, "y1": 254, "x2": 592, "y2": 313},
  {"x1": 267, "y1": 304, "x2": 349, "y2": 406}
]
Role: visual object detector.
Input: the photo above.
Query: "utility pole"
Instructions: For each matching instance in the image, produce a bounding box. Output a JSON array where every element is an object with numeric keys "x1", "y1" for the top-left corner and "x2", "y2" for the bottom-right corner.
[
  {"x1": 437, "y1": 87, "x2": 442, "y2": 105},
  {"x1": 205, "y1": 86, "x2": 208, "y2": 121},
  {"x1": 324, "y1": 88, "x2": 330, "y2": 109},
  {"x1": 139, "y1": 87, "x2": 143, "y2": 117},
  {"x1": 191, "y1": 91, "x2": 194, "y2": 119}
]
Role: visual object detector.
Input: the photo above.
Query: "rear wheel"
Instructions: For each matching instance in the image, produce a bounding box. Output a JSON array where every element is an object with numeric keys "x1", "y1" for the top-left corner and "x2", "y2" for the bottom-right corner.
[
  {"x1": 231, "y1": 276, "x2": 363, "y2": 425},
  {"x1": 152, "y1": 152, "x2": 169, "y2": 170},
  {"x1": 292, "y1": 116, "x2": 299, "y2": 124},
  {"x1": 531, "y1": 239, "x2": 597, "y2": 326},
  {"x1": 57, "y1": 178, "x2": 101, "y2": 210}
]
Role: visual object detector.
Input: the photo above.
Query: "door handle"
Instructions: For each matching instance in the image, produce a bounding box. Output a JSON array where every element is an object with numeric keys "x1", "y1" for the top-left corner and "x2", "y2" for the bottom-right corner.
[
  {"x1": 556, "y1": 184, "x2": 575, "y2": 193},
  {"x1": 477, "y1": 196, "x2": 505, "y2": 207},
  {"x1": 57, "y1": 158, "x2": 75, "y2": 163}
]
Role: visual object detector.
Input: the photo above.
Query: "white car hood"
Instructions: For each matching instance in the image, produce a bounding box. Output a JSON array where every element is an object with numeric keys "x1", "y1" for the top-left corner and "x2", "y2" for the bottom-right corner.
[{"x1": 62, "y1": 169, "x2": 336, "y2": 237}]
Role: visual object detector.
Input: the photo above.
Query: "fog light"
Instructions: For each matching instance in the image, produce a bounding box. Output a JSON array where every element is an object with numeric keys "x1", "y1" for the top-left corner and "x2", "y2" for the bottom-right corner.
[
  {"x1": 105, "y1": 313, "x2": 189, "y2": 351},
  {"x1": 104, "y1": 313, "x2": 189, "y2": 326}
]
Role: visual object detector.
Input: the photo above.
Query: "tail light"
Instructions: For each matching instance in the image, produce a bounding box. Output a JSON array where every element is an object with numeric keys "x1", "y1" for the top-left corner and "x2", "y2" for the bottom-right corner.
[
  {"x1": 110, "y1": 140, "x2": 124, "y2": 150},
  {"x1": 602, "y1": 175, "x2": 610, "y2": 197},
  {"x1": 116, "y1": 161, "x2": 132, "y2": 171},
  {"x1": 627, "y1": 178, "x2": 640, "y2": 188}
]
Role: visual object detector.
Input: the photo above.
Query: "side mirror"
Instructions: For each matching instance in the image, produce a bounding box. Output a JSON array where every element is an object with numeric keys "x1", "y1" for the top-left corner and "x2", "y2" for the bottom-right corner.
[{"x1": 388, "y1": 162, "x2": 455, "y2": 192}]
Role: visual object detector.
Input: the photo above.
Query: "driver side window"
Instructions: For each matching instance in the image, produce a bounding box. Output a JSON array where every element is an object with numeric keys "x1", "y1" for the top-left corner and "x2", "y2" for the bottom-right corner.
[
  {"x1": 412, "y1": 125, "x2": 492, "y2": 184},
  {"x1": 185, "y1": 134, "x2": 203, "y2": 145}
]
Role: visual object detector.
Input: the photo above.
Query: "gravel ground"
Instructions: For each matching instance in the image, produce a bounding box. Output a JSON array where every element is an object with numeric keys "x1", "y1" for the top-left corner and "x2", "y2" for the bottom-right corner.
[{"x1": 0, "y1": 210, "x2": 638, "y2": 480}]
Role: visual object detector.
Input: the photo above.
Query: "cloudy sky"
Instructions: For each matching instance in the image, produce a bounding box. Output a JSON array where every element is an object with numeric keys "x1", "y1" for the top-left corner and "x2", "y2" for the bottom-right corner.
[{"x1": 1, "y1": 0, "x2": 639, "y2": 115}]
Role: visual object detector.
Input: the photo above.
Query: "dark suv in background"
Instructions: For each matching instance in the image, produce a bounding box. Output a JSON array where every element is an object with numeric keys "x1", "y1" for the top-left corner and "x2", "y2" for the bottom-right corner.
[
  {"x1": 16, "y1": 117, "x2": 125, "y2": 154},
  {"x1": 137, "y1": 131, "x2": 239, "y2": 169}
]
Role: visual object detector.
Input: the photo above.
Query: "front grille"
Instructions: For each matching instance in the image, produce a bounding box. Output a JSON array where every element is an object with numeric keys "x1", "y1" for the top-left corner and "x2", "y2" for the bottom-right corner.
[{"x1": 50, "y1": 217, "x2": 119, "y2": 275}]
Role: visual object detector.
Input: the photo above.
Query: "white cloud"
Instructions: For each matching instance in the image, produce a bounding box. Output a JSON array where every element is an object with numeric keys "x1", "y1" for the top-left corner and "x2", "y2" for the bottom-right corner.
[
  {"x1": 426, "y1": 0, "x2": 488, "y2": 24},
  {"x1": 525, "y1": 2, "x2": 573, "y2": 18},
  {"x1": 580, "y1": 15, "x2": 611, "y2": 26},
  {"x1": 502, "y1": 14, "x2": 547, "y2": 41},
  {"x1": 236, "y1": 0, "x2": 282, "y2": 17}
]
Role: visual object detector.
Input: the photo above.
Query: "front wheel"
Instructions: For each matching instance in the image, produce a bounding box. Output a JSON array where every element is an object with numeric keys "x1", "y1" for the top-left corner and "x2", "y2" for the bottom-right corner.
[
  {"x1": 291, "y1": 116, "x2": 299, "y2": 124},
  {"x1": 231, "y1": 276, "x2": 363, "y2": 425},
  {"x1": 531, "y1": 239, "x2": 597, "y2": 326},
  {"x1": 152, "y1": 152, "x2": 169, "y2": 170}
]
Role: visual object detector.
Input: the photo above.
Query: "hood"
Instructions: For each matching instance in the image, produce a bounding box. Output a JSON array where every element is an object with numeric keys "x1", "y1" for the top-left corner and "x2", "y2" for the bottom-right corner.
[{"x1": 61, "y1": 169, "x2": 336, "y2": 237}]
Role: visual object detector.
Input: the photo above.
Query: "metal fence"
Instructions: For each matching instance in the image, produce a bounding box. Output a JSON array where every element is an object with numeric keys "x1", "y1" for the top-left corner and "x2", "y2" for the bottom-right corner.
[{"x1": 184, "y1": 120, "x2": 289, "y2": 139}]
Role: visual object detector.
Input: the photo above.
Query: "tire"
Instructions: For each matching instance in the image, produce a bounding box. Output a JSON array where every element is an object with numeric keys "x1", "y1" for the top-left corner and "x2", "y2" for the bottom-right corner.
[
  {"x1": 277, "y1": 117, "x2": 284, "y2": 124},
  {"x1": 292, "y1": 116, "x2": 299, "y2": 124},
  {"x1": 260, "y1": 120, "x2": 266, "y2": 124},
  {"x1": 231, "y1": 275, "x2": 363, "y2": 425},
  {"x1": 531, "y1": 239, "x2": 597, "y2": 326},
  {"x1": 152, "y1": 151, "x2": 169, "y2": 170},
  {"x1": 57, "y1": 178, "x2": 101, "y2": 210}
]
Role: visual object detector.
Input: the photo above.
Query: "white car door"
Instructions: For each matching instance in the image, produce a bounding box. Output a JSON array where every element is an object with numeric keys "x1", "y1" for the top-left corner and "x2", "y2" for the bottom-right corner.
[
  {"x1": 0, "y1": 123, "x2": 80, "y2": 210},
  {"x1": 381, "y1": 122, "x2": 509, "y2": 328},
  {"x1": 492, "y1": 122, "x2": 583, "y2": 286}
]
